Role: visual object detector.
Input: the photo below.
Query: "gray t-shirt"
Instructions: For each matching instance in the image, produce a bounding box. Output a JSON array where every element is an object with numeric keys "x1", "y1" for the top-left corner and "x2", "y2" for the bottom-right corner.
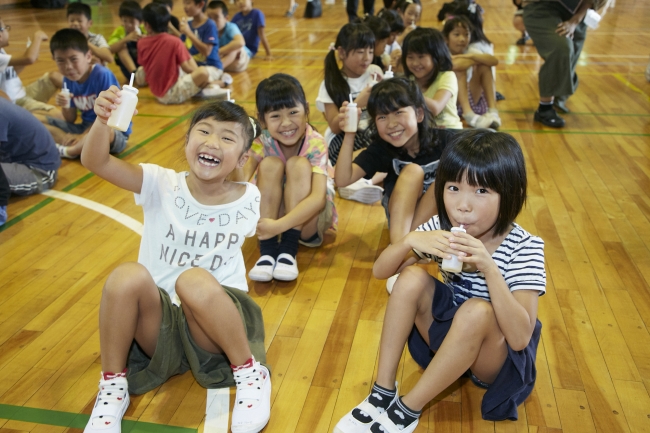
[{"x1": 0, "y1": 98, "x2": 61, "y2": 171}]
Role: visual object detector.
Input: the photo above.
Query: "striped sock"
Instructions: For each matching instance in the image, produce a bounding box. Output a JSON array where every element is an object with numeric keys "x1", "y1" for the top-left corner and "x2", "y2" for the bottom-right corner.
[
  {"x1": 351, "y1": 382, "x2": 396, "y2": 423},
  {"x1": 370, "y1": 397, "x2": 421, "y2": 432}
]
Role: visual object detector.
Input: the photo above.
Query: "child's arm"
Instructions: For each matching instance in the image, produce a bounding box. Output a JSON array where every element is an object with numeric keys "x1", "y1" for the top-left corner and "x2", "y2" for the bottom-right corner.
[
  {"x1": 8, "y1": 30, "x2": 48, "y2": 74},
  {"x1": 89, "y1": 42, "x2": 114, "y2": 64},
  {"x1": 257, "y1": 26, "x2": 272, "y2": 60},
  {"x1": 258, "y1": 173, "x2": 327, "y2": 239},
  {"x1": 373, "y1": 229, "x2": 453, "y2": 279},
  {"x1": 180, "y1": 57, "x2": 199, "y2": 73},
  {"x1": 179, "y1": 20, "x2": 214, "y2": 58},
  {"x1": 447, "y1": 231, "x2": 539, "y2": 350},
  {"x1": 219, "y1": 33, "x2": 245, "y2": 57},
  {"x1": 230, "y1": 155, "x2": 259, "y2": 182},
  {"x1": 333, "y1": 102, "x2": 368, "y2": 188},
  {"x1": 454, "y1": 53, "x2": 498, "y2": 68},
  {"x1": 54, "y1": 90, "x2": 77, "y2": 123},
  {"x1": 168, "y1": 22, "x2": 182, "y2": 37},
  {"x1": 424, "y1": 90, "x2": 452, "y2": 116},
  {"x1": 81, "y1": 86, "x2": 143, "y2": 193},
  {"x1": 108, "y1": 30, "x2": 140, "y2": 54}
]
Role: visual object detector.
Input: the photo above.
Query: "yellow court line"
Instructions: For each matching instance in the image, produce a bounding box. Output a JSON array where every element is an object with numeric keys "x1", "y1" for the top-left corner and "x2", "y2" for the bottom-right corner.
[{"x1": 613, "y1": 74, "x2": 650, "y2": 102}]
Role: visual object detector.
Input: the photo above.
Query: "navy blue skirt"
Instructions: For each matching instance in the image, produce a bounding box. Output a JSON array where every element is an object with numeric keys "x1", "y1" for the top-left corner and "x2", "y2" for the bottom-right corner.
[{"x1": 407, "y1": 277, "x2": 542, "y2": 421}]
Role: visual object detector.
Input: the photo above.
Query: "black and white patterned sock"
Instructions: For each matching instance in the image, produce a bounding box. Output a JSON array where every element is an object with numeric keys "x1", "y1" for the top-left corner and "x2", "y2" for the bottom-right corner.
[
  {"x1": 370, "y1": 397, "x2": 421, "y2": 432},
  {"x1": 351, "y1": 382, "x2": 396, "y2": 423}
]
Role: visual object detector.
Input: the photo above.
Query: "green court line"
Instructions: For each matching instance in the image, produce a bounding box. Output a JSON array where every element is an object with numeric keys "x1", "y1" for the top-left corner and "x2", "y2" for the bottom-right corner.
[
  {"x1": 0, "y1": 404, "x2": 197, "y2": 433},
  {"x1": 0, "y1": 114, "x2": 192, "y2": 233},
  {"x1": 500, "y1": 129, "x2": 650, "y2": 137}
]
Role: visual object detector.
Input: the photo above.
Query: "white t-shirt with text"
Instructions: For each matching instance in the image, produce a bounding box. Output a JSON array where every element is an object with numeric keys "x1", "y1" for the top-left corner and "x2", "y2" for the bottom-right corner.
[{"x1": 0, "y1": 49, "x2": 27, "y2": 102}]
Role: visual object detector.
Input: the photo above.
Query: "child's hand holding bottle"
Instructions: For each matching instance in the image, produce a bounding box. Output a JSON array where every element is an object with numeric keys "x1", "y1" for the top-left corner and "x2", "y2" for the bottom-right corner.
[
  {"x1": 444, "y1": 230, "x2": 498, "y2": 274},
  {"x1": 94, "y1": 85, "x2": 138, "y2": 125},
  {"x1": 403, "y1": 229, "x2": 462, "y2": 263},
  {"x1": 338, "y1": 100, "x2": 361, "y2": 134}
]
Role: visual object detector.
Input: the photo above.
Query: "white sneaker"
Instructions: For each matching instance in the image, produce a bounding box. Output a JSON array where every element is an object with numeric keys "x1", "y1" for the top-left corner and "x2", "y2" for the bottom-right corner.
[
  {"x1": 199, "y1": 85, "x2": 229, "y2": 99},
  {"x1": 84, "y1": 375, "x2": 130, "y2": 433},
  {"x1": 272, "y1": 253, "x2": 299, "y2": 281},
  {"x1": 249, "y1": 255, "x2": 275, "y2": 282},
  {"x1": 231, "y1": 359, "x2": 271, "y2": 433},
  {"x1": 386, "y1": 274, "x2": 399, "y2": 295},
  {"x1": 333, "y1": 384, "x2": 399, "y2": 433},
  {"x1": 465, "y1": 113, "x2": 495, "y2": 129},
  {"x1": 368, "y1": 409, "x2": 419, "y2": 433},
  {"x1": 338, "y1": 178, "x2": 383, "y2": 204},
  {"x1": 486, "y1": 110, "x2": 501, "y2": 129}
]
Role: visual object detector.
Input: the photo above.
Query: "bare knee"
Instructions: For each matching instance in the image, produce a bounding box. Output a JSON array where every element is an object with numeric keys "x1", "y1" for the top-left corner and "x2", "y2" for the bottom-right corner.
[
  {"x1": 192, "y1": 67, "x2": 210, "y2": 85},
  {"x1": 396, "y1": 163, "x2": 424, "y2": 184},
  {"x1": 103, "y1": 262, "x2": 153, "y2": 299},
  {"x1": 285, "y1": 156, "x2": 311, "y2": 178},
  {"x1": 392, "y1": 266, "x2": 431, "y2": 299},
  {"x1": 258, "y1": 156, "x2": 285, "y2": 177},
  {"x1": 454, "y1": 298, "x2": 497, "y2": 331},
  {"x1": 176, "y1": 267, "x2": 224, "y2": 307}
]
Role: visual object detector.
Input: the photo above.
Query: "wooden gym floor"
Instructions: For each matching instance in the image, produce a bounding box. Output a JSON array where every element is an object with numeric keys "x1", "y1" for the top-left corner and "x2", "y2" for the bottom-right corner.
[{"x1": 1, "y1": 0, "x2": 650, "y2": 431}]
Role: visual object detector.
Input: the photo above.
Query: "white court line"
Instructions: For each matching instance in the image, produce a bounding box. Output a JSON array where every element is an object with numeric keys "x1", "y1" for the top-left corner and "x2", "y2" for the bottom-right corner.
[
  {"x1": 42, "y1": 189, "x2": 230, "y2": 430},
  {"x1": 41, "y1": 190, "x2": 144, "y2": 235}
]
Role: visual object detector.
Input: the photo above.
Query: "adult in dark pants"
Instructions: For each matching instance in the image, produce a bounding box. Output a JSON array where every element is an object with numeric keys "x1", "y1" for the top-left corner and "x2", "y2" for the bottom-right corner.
[
  {"x1": 347, "y1": 0, "x2": 375, "y2": 22},
  {"x1": 523, "y1": 0, "x2": 592, "y2": 127}
]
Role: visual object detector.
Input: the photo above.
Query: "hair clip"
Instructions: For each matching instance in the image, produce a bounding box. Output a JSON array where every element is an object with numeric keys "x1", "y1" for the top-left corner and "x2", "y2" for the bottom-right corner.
[
  {"x1": 249, "y1": 117, "x2": 257, "y2": 136},
  {"x1": 468, "y1": 3, "x2": 477, "y2": 13},
  {"x1": 328, "y1": 42, "x2": 336, "y2": 51}
]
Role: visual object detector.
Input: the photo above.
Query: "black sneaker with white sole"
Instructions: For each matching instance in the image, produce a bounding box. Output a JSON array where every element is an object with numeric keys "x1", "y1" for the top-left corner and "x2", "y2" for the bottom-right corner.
[{"x1": 534, "y1": 109, "x2": 565, "y2": 128}]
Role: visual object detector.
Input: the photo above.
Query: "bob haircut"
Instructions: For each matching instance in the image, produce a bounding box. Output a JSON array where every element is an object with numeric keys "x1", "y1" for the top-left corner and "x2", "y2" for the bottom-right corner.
[
  {"x1": 50, "y1": 28, "x2": 89, "y2": 55},
  {"x1": 188, "y1": 101, "x2": 261, "y2": 152},
  {"x1": 367, "y1": 77, "x2": 440, "y2": 158},
  {"x1": 255, "y1": 73, "x2": 309, "y2": 120},
  {"x1": 377, "y1": 8, "x2": 405, "y2": 34},
  {"x1": 324, "y1": 23, "x2": 375, "y2": 108},
  {"x1": 143, "y1": 3, "x2": 171, "y2": 33},
  {"x1": 401, "y1": 27, "x2": 453, "y2": 88},
  {"x1": 363, "y1": 15, "x2": 391, "y2": 41},
  {"x1": 434, "y1": 129, "x2": 527, "y2": 236},
  {"x1": 442, "y1": 15, "x2": 473, "y2": 40}
]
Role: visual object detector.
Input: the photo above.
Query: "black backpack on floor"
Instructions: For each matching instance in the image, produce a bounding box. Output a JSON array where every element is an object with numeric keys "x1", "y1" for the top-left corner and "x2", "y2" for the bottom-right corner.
[{"x1": 304, "y1": 0, "x2": 322, "y2": 18}]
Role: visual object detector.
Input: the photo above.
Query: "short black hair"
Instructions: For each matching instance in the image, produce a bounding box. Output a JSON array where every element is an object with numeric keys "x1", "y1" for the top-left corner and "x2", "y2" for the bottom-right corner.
[
  {"x1": 434, "y1": 129, "x2": 527, "y2": 236},
  {"x1": 207, "y1": 0, "x2": 228, "y2": 15},
  {"x1": 189, "y1": 101, "x2": 261, "y2": 152},
  {"x1": 363, "y1": 15, "x2": 391, "y2": 41},
  {"x1": 396, "y1": 0, "x2": 421, "y2": 13},
  {"x1": 367, "y1": 77, "x2": 440, "y2": 159},
  {"x1": 188, "y1": 0, "x2": 207, "y2": 12},
  {"x1": 377, "y1": 8, "x2": 405, "y2": 34},
  {"x1": 66, "y1": 2, "x2": 91, "y2": 20},
  {"x1": 152, "y1": 0, "x2": 173, "y2": 8},
  {"x1": 119, "y1": 0, "x2": 143, "y2": 21},
  {"x1": 50, "y1": 28, "x2": 89, "y2": 55},
  {"x1": 401, "y1": 27, "x2": 453, "y2": 88},
  {"x1": 143, "y1": 3, "x2": 170, "y2": 33},
  {"x1": 255, "y1": 73, "x2": 309, "y2": 120}
]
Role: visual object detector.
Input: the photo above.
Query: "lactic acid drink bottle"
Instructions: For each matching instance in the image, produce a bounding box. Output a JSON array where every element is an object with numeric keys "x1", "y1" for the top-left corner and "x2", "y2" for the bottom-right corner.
[
  {"x1": 384, "y1": 65, "x2": 394, "y2": 79},
  {"x1": 441, "y1": 226, "x2": 466, "y2": 273},
  {"x1": 108, "y1": 82, "x2": 138, "y2": 132},
  {"x1": 60, "y1": 83, "x2": 71, "y2": 108},
  {"x1": 343, "y1": 94, "x2": 358, "y2": 133}
]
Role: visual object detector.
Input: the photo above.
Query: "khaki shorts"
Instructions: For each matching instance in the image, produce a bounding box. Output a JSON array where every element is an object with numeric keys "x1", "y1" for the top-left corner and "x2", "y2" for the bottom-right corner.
[
  {"x1": 15, "y1": 96, "x2": 56, "y2": 112},
  {"x1": 158, "y1": 71, "x2": 201, "y2": 105},
  {"x1": 126, "y1": 286, "x2": 268, "y2": 395},
  {"x1": 225, "y1": 49, "x2": 250, "y2": 73},
  {"x1": 24, "y1": 72, "x2": 58, "y2": 103}
]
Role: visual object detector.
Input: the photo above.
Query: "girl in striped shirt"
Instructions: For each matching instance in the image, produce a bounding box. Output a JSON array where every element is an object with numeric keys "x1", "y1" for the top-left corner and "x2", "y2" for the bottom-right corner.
[{"x1": 334, "y1": 129, "x2": 545, "y2": 433}]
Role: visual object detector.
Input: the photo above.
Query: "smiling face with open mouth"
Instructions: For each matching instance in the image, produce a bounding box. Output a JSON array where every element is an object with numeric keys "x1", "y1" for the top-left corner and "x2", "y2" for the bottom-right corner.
[
  {"x1": 263, "y1": 104, "x2": 308, "y2": 149},
  {"x1": 375, "y1": 105, "x2": 423, "y2": 153},
  {"x1": 185, "y1": 118, "x2": 248, "y2": 184}
]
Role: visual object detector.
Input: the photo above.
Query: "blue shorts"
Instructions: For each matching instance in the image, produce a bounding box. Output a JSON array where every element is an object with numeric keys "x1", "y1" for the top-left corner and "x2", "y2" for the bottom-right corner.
[
  {"x1": 46, "y1": 117, "x2": 128, "y2": 154},
  {"x1": 407, "y1": 276, "x2": 542, "y2": 421}
]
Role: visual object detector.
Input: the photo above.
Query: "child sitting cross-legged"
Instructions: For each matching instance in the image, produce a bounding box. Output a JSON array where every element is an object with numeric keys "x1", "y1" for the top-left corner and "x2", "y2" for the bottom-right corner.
[
  {"x1": 80, "y1": 92, "x2": 271, "y2": 433},
  {"x1": 136, "y1": 3, "x2": 228, "y2": 104},
  {"x1": 207, "y1": 0, "x2": 251, "y2": 72},
  {"x1": 108, "y1": 0, "x2": 145, "y2": 81}
]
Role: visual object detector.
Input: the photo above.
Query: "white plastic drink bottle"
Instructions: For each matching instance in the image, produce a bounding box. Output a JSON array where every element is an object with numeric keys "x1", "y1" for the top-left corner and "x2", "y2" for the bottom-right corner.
[
  {"x1": 60, "y1": 83, "x2": 71, "y2": 108},
  {"x1": 343, "y1": 94, "x2": 358, "y2": 133},
  {"x1": 384, "y1": 65, "x2": 394, "y2": 79},
  {"x1": 441, "y1": 226, "x2": 466, "y2": 273},
  {"x1": 108, "y1": 75, "x2": 138, "y2": 132}
]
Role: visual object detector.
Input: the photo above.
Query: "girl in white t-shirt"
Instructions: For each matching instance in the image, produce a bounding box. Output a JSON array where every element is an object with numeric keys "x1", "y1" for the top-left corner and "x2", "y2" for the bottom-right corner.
[
  {"x1": 316, "y1": 22, "x2": 383, "y2": 166},
  {"x1": 80, "y1": 90, "x2": 272, "y2": 433},
  {"x1": 402, "y1": 27, "x2": 463, "y2": 130}
]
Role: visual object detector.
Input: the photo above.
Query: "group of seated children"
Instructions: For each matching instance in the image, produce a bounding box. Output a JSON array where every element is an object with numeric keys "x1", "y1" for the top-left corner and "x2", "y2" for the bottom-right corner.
[{"x1": 1, "y1": 1, "x2": 549, "y2": 433}]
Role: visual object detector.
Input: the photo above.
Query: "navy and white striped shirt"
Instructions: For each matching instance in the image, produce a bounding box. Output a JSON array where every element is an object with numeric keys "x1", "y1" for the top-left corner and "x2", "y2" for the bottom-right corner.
[{"x1": 416, "y1": 216, "x2": 546, "y2": 305}]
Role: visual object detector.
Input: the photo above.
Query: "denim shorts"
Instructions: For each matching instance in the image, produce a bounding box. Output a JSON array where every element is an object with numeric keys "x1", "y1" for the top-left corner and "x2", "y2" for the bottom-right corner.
[{"x1": 47, "y1": 117, "x2": 128, "y2": 154}]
